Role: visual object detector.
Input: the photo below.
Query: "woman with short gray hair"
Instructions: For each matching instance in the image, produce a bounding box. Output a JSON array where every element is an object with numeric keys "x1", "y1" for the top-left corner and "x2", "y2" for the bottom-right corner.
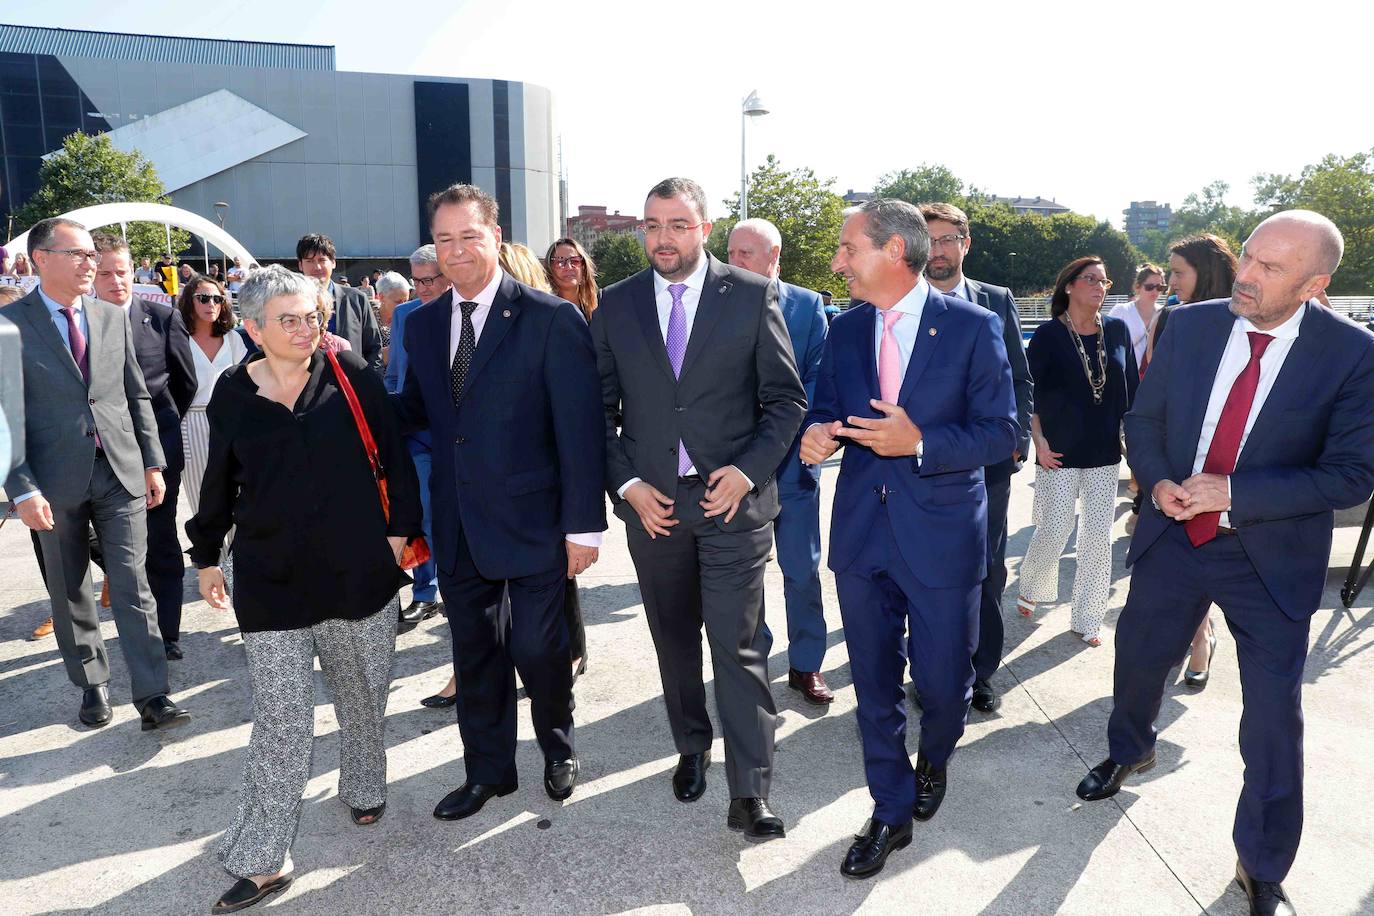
[{"x1": 187, "y1": 264, "x2": 422, "y2": 913}]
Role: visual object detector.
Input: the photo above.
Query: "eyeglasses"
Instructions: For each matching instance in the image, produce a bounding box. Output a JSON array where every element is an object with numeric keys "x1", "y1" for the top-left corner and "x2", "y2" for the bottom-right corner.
[
  {"x1": 269, "y1": 311, "x2": 324, "y2": 334},
  {"x1": 550, "y1": 256, "x2": 585, "y2": 269},
  {"x1": 411, "y1": 275, "x2": 443, "y2": 288},
  {"x1": 1140, "y1": 282, "x2": 1165, "y2": 292},
  {"x1": 194, "y1": 293, "x2": 226, "y2": 305},
  {"x1": 643, "y1": 221, "x2": 703, "y2": 236},
  {"x1": 1076, "y1": 275, "x2": 1113, "y2": 289},
  {"x1": 39, "y1": 247, "x2": 99, "y2": 263},
  {"x1": 929, "y1": 233, "x2": 967, "y2": 250}
]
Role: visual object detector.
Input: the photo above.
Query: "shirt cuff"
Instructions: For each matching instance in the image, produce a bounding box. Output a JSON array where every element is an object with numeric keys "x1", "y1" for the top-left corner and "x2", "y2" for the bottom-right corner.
[
  {"x1": 566, "y1": 531, "x2": 604, "y2": 548},
  {"x1": 914, "y1": 440, "x2": 924, "y2": 466},
  {"x1": 11, "y1": 490, "x2": 40, "y2": 504},
  {"x1": 616, "y1": 477, "x2": 642, "y2": 499}
]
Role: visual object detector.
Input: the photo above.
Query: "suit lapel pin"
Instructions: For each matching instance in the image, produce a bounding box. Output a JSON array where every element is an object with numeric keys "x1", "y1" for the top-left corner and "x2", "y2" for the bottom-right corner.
[
  {"x1": 718, "y1": 283, "x2": 730, "y2": 294},
  {"x1": 928, "y1": 327, "x2": 937, "y2": 336},
  {"x1": 502, "y1": 309, "x2": 511, "y2": 318}
]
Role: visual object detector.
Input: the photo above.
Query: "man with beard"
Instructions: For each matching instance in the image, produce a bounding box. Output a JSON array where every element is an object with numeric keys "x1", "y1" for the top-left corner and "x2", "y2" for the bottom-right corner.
[
  {"x1": 1075, "y1": 211, "x2": 1374, "y2": 916},
  {"x1": 918, "y1": 203, "x2": 1032, "y2": 713},
  {"x1": 592, "y1": 177, "x2": 806, "y2": 840}
]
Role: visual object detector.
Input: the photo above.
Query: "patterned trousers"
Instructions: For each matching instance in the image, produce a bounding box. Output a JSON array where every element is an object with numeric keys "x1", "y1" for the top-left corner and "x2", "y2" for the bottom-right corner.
[
  {"x1": 1017, "y1": 464, "x2": 1120, "y2": 640},
  {"x1": 218, "y1": 601, "x2": 398, "y2": 878}
]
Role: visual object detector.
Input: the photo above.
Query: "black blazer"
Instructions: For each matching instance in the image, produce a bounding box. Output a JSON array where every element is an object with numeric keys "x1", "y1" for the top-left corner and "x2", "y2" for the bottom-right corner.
[
  {"x1": 332, "y1": 284, "x2": 384, "y2": 375},
  {"x1": 1027, "y1": 314, "x2": 1138, "y2": 468},
  {"x1": 966, "y1": 277, "x2": 1034, "y2": 477},
  {"x1": 128, "y1": 295, "x2": 196, "y2": 472},
  {"x1": 592, "y1": 254, "x2": 807, "y2": 532}
]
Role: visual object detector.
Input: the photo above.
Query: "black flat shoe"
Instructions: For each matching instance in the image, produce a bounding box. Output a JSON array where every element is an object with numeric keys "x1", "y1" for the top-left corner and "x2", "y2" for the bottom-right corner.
[
  {"x1": 211, "y1": 873, "x2": 293, "y2": 913},
  {"x1": 433, "y1": 782, "x2": 517, "y2": 820},
  {"x1": 139, "y1": 695, "x2": 191, "y2": 732},
  {"x1": 727, "y1": 797, "x2": 785, "y2": 841},
  {"x1": 1236, "y1": 860, "x2": 1297, "y2": 916},
  {"x1": 544, "y1": 757, "x2": 579, "y2": 801},
  {"x1": 672, "y1": 750, "x2": 710, "y2": 802},
  {"x1": 399, "y1": 599, "x2": 441, "y2": 629},
  {"x1": 79, "y1": 685, "x2": 112, "y2": 728},
  {"x1": 841, "y1": 818, "x2": 913, "y2": 879},
  {"x1": 420, "y1": 691, "x2": 458, "y2": 709},
  {"x1": 913, "y1": 755, "x2": 947, "y2": 821},
  {"x1": 351, "y1": 803, "x2": 385, "y2": 825},
  {"x1": 1075, "y1": 752, "x2": 1157, "y2": 801},
  {"x1": 971, "y1": 678, "x2": 999, "y2": 713},
  {"x1": 1184, "y1": 631, "x2": 1218, "y2": 689},
  {"x1": 164, "y1": 640, "x2": 184, "y2": 661}
]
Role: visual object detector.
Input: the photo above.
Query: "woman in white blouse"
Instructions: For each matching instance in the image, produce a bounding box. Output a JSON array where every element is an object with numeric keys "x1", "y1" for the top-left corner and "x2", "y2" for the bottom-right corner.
[{"x1": 1108, "y1": 264, "x2": 1165, "y2": 375}]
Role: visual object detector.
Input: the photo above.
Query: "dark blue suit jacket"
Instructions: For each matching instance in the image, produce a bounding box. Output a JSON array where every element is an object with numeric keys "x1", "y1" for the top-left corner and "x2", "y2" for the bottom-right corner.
[
  {"x1": 964, "y1": 278, "x2": 1033, "y2": 475},
  {"x1": 128, "y1": 295, "x2": 196, "y2": 473},
  {"x1": 806, "y1": 289, "x2": 1018, "y2": 587},
  {"x1": 393, "y1": 272, "x2": 606, "y2": 580},
  {"x1": 776, "y1": 281, "x2": 828, "y2": 487},
  {"x1": 1125, "y1": 300, "x2": 1374, "y2": 619}
]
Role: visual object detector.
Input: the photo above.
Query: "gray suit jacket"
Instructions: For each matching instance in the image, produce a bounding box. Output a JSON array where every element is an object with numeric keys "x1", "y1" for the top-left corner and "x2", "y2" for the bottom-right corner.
[
  {"x1": 2, "y1": 288, "x2": 164, "y2": 506},
  {"x1": 332, "y1": 284, "x2": 384, "y2": 374},
  {"x1": 593, "y1": 254, "x2": 807, "y2": 532}
]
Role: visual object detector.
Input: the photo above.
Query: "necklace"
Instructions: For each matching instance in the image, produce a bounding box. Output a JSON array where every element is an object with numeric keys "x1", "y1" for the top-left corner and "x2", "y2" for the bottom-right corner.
[{"x1": 1061, "y1": 312, "x2": 1108, "y2": 404}]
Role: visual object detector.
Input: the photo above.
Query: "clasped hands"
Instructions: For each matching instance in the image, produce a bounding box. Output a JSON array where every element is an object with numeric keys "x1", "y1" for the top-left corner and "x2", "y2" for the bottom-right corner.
[
  {"x1": 799, "y1": 399, "x2": 921, "y2": 464},
  {"x1": 1152, "y1": 474, "x2": 1230, "y2": 521},
  {"x1": 623, "y1": 465, "x2": 752, "y2": 538}
]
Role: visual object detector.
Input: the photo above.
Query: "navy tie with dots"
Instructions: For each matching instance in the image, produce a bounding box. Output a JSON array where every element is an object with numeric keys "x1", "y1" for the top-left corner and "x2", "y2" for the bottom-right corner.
[{"x1": 450, "y1": 300, "x2": 479, "y2": 403}]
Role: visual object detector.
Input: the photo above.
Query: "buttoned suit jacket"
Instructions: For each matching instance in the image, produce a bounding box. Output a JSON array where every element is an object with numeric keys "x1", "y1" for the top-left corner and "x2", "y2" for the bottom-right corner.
[
  {"x1": 128, "y1": 295, "x2": 196, "y2": 472},
  {"x1": 775, "y1": 280, "x2": 828, "y2": 488},
  {"x1": 965, "y1": 277, "x2": 1033, "y2": 475}
]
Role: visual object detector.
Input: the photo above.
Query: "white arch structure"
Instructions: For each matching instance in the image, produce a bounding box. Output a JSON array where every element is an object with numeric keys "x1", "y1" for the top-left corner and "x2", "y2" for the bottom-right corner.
[{"x1": 4, "y1": 202, "x2": 255, "y2": 266}]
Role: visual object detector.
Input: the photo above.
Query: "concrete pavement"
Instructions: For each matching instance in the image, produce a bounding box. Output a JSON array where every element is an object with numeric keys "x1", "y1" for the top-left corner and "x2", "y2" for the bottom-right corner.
[{"x1": 1, "y1": 466, "x2": 1371, "y2": 915}]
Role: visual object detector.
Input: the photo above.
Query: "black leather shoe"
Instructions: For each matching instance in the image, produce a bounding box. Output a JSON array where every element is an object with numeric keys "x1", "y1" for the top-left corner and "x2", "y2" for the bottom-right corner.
[
  {"x1": 139, "y1": 695, "x2": 191, "y2": 732},
  {"x1": 544, "y1": 758, "x2": 579, "y2": 801},
  {"x1": 1235, "y1": 861, "x2": 1297, "y2": 916},
  {"x1": 971, "y1": 678, "x2": 999, "y2": 713},
  {"x1": 727, "y1": 797, "x2": 785, "y2": 840},
  {"x1": 399, "y1": 599, "x2": 441, "y2": 628},
  {"x1": 1184, "y1": 631, "x2": 1218, "y2": 689},
  {"x1": 420, "y1": 691, "x2": 458, "y2": 709},
  {"x1": 79, "y1": 685, "x2": 113, "y2": 728},
  {"x1": 672, "y1": 750, "x2": 710, "y2": 802},
  {"x1": 1076, "y1": 752, "x2": 1157, "y2": 801},
  {"x1": 913, "y1": 755, "x2": 947, "y2": 821},
  {"x1": 433, "y1": 782, "x2": 517, "y2": 820},
  {"x1": 351, "y1": 802, "x2": 385, "y2": 826},
  {"x1": 211, "y1": 873, "x2": 294, "y2": 913},
  {"x1": 164, "y1": 640, "x2": 184, "y2": 661},
  {"x1": 841, "y1": 817, "x2": 913, "y2": 879}
]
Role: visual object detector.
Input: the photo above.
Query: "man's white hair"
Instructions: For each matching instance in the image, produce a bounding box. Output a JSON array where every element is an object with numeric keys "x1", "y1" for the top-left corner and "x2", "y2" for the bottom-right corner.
[
  {"x1": 376, "y1": 271, "x2": 410, "y2": 297},
  {"x1": 730, "y1": 218, "x2": 782, "y2": 250}
]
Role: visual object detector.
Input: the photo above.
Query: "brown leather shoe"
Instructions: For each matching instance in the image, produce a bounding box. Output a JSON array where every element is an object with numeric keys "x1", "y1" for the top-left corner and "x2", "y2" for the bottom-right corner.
[
  {"x1": 30, "y1": 617, "x2": 54, "y2": 640},
  {"x1": 788, "y1": 668, "x2": 834, "y2": 705},
  {"x1": 99, "y1": 580, "x2": 110, "y2": 608}
]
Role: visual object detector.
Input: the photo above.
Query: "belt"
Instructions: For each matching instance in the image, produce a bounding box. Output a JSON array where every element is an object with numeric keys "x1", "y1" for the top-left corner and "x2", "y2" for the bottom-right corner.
[{"x1": 678, "y1": 474, "x2": 703, "y2": 485}]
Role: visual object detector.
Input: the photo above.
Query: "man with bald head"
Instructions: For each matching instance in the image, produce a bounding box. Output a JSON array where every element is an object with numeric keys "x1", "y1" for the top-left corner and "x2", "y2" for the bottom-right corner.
[
  {"x1": 728, "y1": 218, "x2": 833, "y2": 705},
  {"x1": 1075, "y1": 211, "x2": 1374, "y2": 915}
]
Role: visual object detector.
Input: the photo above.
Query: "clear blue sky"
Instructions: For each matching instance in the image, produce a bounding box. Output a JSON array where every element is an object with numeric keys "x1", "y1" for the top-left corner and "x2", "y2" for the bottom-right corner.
[{"x1": 5, "y1": 1, "x2": 1372, "y2": 229}]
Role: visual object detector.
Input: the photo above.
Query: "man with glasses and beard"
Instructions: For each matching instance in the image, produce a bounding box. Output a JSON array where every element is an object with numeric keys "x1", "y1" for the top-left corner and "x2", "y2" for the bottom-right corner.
[
  {"x1": 918, "y1": 203, "x2": 1032, "y2": 714},
  {"x1": 592, "y1": 177, "x2": 806, "y2": 840}
]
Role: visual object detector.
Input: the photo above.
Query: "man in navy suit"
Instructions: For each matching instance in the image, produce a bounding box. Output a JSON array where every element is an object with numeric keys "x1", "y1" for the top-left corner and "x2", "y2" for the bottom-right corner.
[
  {"x1": 919, "y1": 203, "x2": 1033, "y2": 713},
  {"x1": 393, "y1": 184, "x2": 606, "y2": 820},
  {"x1": 1075, "y1": 211, "x2": 1374, "y2": 916},
  {"x1": 93, "y1": 234, "x2": 196, "y2": 659},
  {"x1": 727, "y1": 218, "x2": 833, "y2": 706},
  {"x1": 801, "y1": 199, "x2": 1017, "y2": 878}
]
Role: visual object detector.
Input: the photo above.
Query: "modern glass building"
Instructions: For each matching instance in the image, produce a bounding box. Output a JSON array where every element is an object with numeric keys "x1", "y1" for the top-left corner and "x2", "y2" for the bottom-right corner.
[{"x1": 0, "y1": 24, "x2": 559, "y2": 262}]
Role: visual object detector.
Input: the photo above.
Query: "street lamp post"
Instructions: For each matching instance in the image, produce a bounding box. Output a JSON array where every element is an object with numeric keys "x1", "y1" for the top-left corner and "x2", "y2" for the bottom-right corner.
[
  {"x1": 213, "y1": 201, "x2": 230, "y2": 277},
  {"x1": 740, "y1": 90, "x2": 769, "y2": 221}
]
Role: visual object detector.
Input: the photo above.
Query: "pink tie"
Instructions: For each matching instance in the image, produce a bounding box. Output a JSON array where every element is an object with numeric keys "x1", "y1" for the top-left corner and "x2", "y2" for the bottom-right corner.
[{"x1": 878, "y1": 309, "x2": 904, "y2": 403}]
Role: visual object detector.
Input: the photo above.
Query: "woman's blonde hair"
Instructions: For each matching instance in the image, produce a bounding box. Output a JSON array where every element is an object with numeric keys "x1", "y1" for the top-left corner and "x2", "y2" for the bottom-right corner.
[{"x1": 499, "y1": 242, "x2": 552, "y2": 293}]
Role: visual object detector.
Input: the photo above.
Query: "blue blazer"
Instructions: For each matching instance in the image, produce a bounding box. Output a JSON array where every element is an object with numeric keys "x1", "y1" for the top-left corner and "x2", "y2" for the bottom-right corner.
[
  {"x1": 385, "y1": 297, "x2": 430, "y2": 448},
  {"x1": 776, "y1": 281, "x2": 828, "y2": 487},
  {"x1": 806, "y1": 290, "x2": 1018, "y2": 586},
  {"x1": 1125, "y1": 299, "x2": 1374, "y2": 620},
  {"x1": 965, "y1": 278, "x2": 1033, "y2": 474},
  {"x1": 393, "y1": 273, "x2": 607, "y2": 580}
]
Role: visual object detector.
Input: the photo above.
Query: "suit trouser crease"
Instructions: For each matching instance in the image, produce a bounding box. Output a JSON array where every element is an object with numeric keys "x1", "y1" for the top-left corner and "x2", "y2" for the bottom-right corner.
[
  {"x1": 1108, "y1": 525, "x2": 1308, "y2": 882},
  {"x1": 772, "y1": 479, "x2": 826, "y2": 672},
  {"x1": 626, "y1": 479, "x2": 777, "y2": 799},
  {"x1": 39, "y1": 454, "x2": 169, "y2": 704},
  {"x1": 1018, "y1": 464, "x2": 1119, "y2": 638},
  {"x1": 219, "y1": 604, "x2": 396, "y2": 879},
  {"x1": 440, "y1": 531, "x2": 574, "y2": 785},
  {"x1": 835, "y1": 514, "x2": 978, "y2": 824},
  {"x1": 973, "y1": 471, "x2": 1012, "y2": 681},
  {"x1": 145, "y1": 463, "x2": 185, "y2": 642}
]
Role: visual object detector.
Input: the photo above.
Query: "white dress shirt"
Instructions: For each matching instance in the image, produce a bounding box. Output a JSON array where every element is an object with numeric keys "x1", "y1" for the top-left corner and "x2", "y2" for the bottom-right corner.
[
  {"x1": 448, "y1": 268, "x2": 604, "y2": 547},
  {"x1": 1109, "y1": 300, "x2": 1152, "y2": 367},
  {"x1": 1192, "y1": 303, "x2": 1306, "y2": 526},
  {"x1": 872, "y1": 278, "x2": 931, "y2": 370},
  {"x1": 191, "y1": 332, "x2": 248, "y2": 407}
]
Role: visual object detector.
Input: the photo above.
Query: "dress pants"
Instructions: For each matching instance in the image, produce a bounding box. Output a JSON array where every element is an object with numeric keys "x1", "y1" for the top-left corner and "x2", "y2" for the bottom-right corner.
[
  {"x1": 770, "y1": 476, "x2": 826, "y2": 673},
  {"x1": 1109, "y1": 524, "x2": 1310, "y2": 882},
  {"x1": 407, "y1": 440, "x2": 438, "y2": 603},
  {"x1": 439, "y1": 530, "x2": 573, "y2": 785},
  {"x1": 836, "y1": 514, "x2": 979, "y2": 825},
  {"x1": 36, "y1": 453, "x2": 169, "y2": 705},
  {"x1": 972, "y1": 469, "x2": 1012, "y2": 682},
  {"x1": 625, "y1": 477, "x2": 776, "y2": 799},
  {"x1": 145, "y1": 464, "x2": 185, "y2": 643},
  {"x1": 219, "y1": 605, "x2": 395, "y2": 878}
]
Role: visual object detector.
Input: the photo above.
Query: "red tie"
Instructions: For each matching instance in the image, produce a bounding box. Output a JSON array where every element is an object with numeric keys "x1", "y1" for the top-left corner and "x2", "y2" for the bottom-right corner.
[{"x1": 1185, "y1": 331, "x2": 1274, "y2": 547}]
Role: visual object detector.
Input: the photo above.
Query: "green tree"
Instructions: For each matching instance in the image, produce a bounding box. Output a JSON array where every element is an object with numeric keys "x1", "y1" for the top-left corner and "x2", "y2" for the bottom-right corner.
[
  {"x1": 872, "y1": 163, "x2": 982, "y2": 207},
  {"x1": 14, "y1": 131, "x2": 190, "y2": 262},
  {"x1": 591, "y1": 231, "x2": 649, "y2": 287},
  {"x1": 716, "y1": 154, "x2": 848, "y2": 293},
  {"x1": 1252, "y1": 149, "x2": 1374, "y2": 294},
  {"x1": 1151, "y1": 180, "x2": 1259, "y2": 261}
]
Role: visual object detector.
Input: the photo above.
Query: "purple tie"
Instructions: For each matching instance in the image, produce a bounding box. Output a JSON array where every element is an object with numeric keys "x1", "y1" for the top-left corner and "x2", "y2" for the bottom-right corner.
[
  {"x1": 666, "y1": 283, "x2": 692, "y2": 476},
  {"x1": 60, "y1": 307, "x2": 90, "y2": 381}
]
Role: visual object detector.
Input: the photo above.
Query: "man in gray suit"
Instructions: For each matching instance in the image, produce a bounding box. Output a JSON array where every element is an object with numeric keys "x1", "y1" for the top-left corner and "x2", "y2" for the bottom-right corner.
[
  {"x1": 3, "y1": 217, "x2": 190, "y2": 731},
  {"x1": 296, "y1": 232, "x2": 384, "y2": 373},
  {"x1": 592, "y1": 177, "x2": 807, "y2": 840}
]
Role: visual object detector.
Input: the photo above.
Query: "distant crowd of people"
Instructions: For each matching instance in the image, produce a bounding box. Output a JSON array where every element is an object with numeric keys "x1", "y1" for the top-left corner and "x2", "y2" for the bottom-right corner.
[{"x1": 3, "y1": 177, "x2": 1366, "y2": 916}]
